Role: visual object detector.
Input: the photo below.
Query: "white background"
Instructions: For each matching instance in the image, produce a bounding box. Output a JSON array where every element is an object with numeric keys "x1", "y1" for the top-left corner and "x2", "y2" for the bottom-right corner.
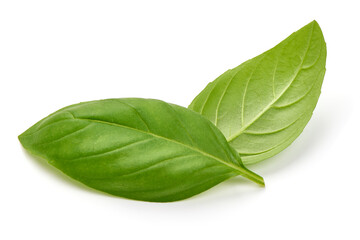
[{"x1": 1, "y1": 1, "x2": 359, "y2": 239}]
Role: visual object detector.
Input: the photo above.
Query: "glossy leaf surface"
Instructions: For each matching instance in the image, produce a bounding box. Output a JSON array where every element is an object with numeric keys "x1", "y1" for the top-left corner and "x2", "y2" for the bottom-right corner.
[
  {"x1": 189, "y1": 21, "x2": 326, "y2": 164},
  {"x1": 19, "y1": 98, "x2": 264, "y2": 202}
]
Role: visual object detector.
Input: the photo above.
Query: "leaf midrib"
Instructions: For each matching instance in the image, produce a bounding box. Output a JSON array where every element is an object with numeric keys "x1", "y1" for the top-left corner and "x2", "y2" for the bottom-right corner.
[
  {"x1": 227, "y1": 23, "x2": 315, "y2": 143},
  {"x1": 72, "y1": 116, "x2": 244, "y2": 173}
]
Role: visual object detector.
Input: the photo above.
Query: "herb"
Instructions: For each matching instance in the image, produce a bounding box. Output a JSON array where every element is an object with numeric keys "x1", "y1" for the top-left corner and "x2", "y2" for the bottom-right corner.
[
  {"x1": 19, "y1": 21, "x2": 327, "y2": 202},
  {"x1": 189, "y1": 21, "x2": 326, "y2": 164},
  {"x1": 19, "y1": 98, "x2": 264, "y2": 202}
]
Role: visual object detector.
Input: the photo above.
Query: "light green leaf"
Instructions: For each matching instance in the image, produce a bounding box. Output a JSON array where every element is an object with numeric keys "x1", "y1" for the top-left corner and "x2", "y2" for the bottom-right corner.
[
  {"x1": 189, "y1": 21, "x2": 327, "y2": 164},
  {"x1": 19, "y1": 98, "x2": 264, "y2": 202}
]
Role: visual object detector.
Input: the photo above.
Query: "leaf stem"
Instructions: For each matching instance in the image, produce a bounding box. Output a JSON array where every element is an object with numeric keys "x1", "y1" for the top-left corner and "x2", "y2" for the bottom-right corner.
[{"x1": 236, "y1": 166, "x2": 265, "y2": 187}]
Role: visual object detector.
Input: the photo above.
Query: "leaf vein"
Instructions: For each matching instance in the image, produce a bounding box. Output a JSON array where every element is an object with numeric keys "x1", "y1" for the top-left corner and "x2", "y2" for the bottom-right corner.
[
  {"x1": 214, "y1": 71, "x2": 237, "y2": 125},
  {"x1": 227, "y1": 24, "x2": 315, "y2": 143},
  {"x1": 72, "y1": 116, "x2": 245, "y2": 173},
  {"x1": 66, "y1": 138, "x2": 154, "y2": 162},
  {"x1": 37, "y1": 124, "x2": 91, "y2": 146},
  {"x1": 119, "y1": 101, "x2": 150, "y2": 132}
]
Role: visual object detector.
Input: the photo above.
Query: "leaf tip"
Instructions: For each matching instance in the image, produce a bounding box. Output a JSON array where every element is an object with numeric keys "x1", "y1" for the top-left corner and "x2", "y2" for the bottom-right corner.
[
  {"x1": 18, "y1": 132, "x2": 24, "y2": 143},
  {"x1": 18, "y1": 130, "x2": 30, "y2": 149}
]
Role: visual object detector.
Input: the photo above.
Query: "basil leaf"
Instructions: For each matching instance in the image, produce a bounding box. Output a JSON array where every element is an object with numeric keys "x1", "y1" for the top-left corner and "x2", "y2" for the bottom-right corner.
[
  {"x1": 189, "y1": 21, "x2": 326, "y2": 164},
  {"x1": 19, "y1": 98, "x2": 264, "y2": 202}
]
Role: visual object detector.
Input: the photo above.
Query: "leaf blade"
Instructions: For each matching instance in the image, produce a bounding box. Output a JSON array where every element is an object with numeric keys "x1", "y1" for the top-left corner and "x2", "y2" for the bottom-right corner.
[
  {"x1": 19, "y1": 98, "x2": 263, "y2": 202},
  {"x1": 189, "y1": 21, "x2": 327, "y2": 164}
]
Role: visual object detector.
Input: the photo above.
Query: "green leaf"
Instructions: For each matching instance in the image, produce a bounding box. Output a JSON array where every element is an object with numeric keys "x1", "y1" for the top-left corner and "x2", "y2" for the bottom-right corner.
[
  {"x1": 189, "y1": 21, "x2": 327, "y2": 165},
  {"x1": 19, "y1": 98, "x2": 264, "y2": 202}
]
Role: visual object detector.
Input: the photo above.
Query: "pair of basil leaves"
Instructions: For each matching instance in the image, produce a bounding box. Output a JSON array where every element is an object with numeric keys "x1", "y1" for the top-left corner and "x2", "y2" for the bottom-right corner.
[{"x1": 19, "y1": 21, "x2": 326, "y2": 202}]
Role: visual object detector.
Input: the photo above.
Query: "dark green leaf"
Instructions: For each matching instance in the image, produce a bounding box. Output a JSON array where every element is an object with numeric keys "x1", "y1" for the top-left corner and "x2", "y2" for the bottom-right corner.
[{"x1": 19, "y1": 98, "x2": 264, "y2": 202}]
